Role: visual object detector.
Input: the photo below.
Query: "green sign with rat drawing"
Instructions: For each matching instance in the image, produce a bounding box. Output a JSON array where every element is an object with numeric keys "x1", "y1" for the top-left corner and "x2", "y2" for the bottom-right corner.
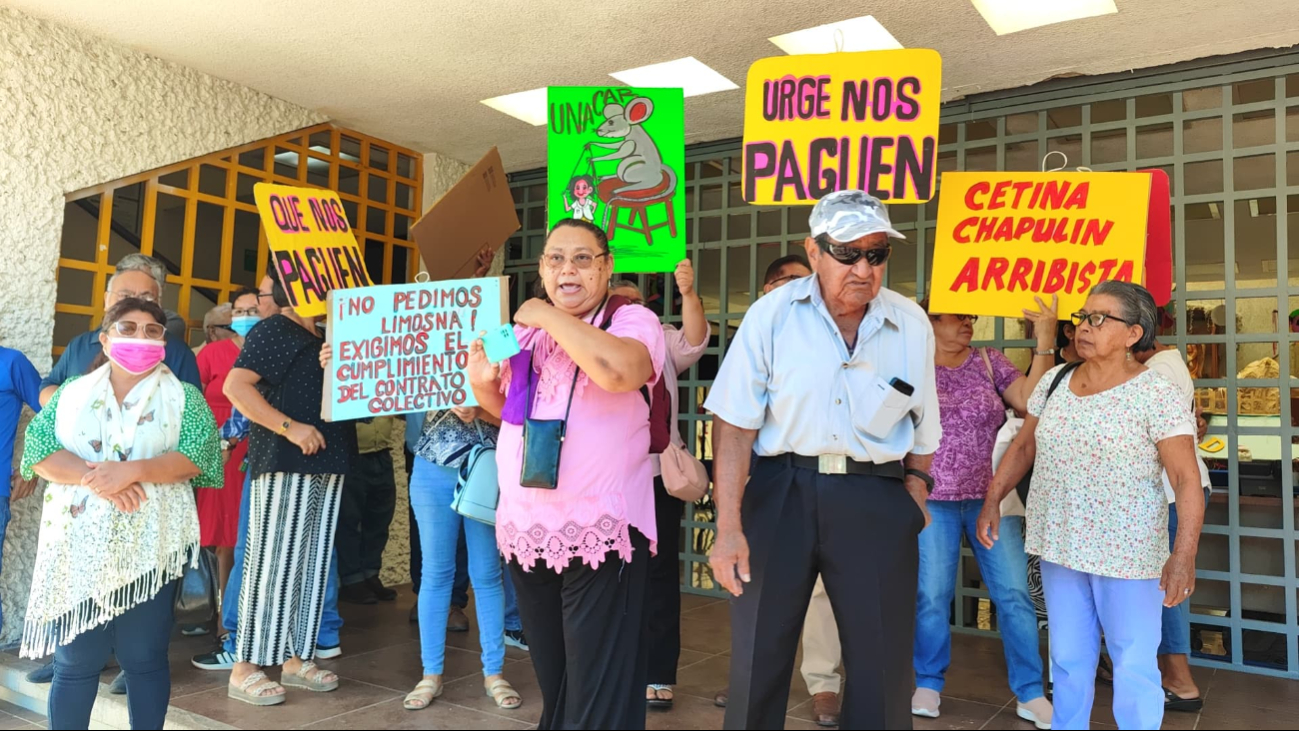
[{"x1": 547, "y1": 86, "x2": 685, "y2": 274}]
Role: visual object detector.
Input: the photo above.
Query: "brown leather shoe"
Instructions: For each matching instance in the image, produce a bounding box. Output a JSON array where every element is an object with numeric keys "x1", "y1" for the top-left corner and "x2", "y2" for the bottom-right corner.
[
  {"x1": 447, "y1": 607, "x2": 469, "y2": 632},
  {"x1": 812, "y1": 692, "x2": 840, "y2": 727},
  {"x1": 713, "y1": 687, "x2": 728, "y2": 707}
]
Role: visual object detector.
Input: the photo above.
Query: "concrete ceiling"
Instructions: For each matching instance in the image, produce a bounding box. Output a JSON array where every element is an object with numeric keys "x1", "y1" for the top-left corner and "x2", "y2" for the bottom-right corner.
[{"x1": 8, "y1": 0, "x2": 1299, "y2": 171}]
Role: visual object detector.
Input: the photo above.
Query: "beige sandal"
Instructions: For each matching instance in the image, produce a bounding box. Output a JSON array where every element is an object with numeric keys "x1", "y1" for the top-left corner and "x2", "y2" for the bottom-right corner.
[
  {"x1": 281, "y1": 661, "x2": 339, "y2": 692},
  {"x1": 228, "y1": 671, "x2": 286, "y2": 706},
  {"x1": 404, "y1": 678, "x2": 443, "y2": 710},
  {"x1": 486, "y1": 677, "x2": 521, "y2": 710}
]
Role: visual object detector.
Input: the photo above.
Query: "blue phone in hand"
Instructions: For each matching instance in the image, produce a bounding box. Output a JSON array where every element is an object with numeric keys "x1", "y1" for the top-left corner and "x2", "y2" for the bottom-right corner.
[{"x1": 480, "y1": 324, "x2": 521, "y2": 364}]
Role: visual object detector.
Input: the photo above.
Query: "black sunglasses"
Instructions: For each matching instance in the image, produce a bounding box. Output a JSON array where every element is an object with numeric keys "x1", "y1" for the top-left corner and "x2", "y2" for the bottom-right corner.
[{"x1": 814, "y1": 235, "x2": 891, "y2": 267}]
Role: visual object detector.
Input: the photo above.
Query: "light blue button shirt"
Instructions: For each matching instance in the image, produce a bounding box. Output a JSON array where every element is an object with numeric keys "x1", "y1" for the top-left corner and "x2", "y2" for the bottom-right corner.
[{"x1": 704, "y1": 274, "x2": 940, "y2": 463}]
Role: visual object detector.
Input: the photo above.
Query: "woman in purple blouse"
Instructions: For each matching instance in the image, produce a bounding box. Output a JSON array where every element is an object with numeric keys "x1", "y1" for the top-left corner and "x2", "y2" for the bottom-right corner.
[{"x1": 910, "y1": 297, "x2": 1059, "y2": 729}]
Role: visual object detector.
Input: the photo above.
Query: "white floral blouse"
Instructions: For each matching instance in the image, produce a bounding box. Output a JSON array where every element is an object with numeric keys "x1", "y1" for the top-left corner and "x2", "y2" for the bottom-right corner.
[{"x1": 1025, "y1": 366, "x2": 1195, "y2": 580}]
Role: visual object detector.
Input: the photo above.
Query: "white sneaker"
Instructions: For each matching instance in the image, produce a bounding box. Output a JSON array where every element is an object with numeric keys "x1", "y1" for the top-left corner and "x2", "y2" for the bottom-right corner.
[
  {"x1": 911, "y1": 688, "x2": 941, "y2": 718},
  {"x1": 315, "y1": 644, "x2": 342, "y2": 660},
  {"x1": 1016, "y1": 697, "x2": 1053, "y2": 730}
]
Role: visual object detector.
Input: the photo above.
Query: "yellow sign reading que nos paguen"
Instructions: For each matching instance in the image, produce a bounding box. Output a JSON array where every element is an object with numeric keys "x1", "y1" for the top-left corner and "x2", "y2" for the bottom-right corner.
[{"x1": 253, "y1": 183, "x2": 373, "y2": 318}]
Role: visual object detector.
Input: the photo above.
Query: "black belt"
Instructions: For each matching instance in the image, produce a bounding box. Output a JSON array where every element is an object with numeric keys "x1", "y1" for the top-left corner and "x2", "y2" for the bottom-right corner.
[{"x1": 765, "y1": 454, "x2": 905, "y2": 480}]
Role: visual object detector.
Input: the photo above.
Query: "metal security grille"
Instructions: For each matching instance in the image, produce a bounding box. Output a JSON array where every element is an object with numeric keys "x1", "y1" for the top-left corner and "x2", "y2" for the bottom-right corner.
[{"x1": 507, "y1": 49, "x2": 1299, "y2": 678}]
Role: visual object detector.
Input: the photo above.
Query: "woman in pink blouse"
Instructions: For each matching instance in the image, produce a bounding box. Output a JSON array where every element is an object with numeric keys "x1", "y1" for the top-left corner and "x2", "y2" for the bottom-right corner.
[{"x1": 468, "y1": 218, "x2": 665, "y2": 730}]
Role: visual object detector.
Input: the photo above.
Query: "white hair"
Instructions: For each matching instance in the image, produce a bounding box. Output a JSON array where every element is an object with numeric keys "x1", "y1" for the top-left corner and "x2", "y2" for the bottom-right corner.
[{"x1": 112, "y1": 254, "x2": 167, "y2": 294}]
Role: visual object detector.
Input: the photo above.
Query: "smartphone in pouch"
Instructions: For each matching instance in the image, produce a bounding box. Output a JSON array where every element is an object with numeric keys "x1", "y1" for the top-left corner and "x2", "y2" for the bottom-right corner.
[{"x1": 864, "y1": 377, "x2": 914, "y2": 439}]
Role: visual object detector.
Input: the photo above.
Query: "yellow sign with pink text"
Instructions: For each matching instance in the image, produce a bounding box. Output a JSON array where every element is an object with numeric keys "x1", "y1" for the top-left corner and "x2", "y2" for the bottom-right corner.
[
  {"x1": 741, "y1": 49, "x2": 942, "y2": 205},
  {"x1": 928, "y1": 172, "x2": 1151, "y2": 320},
  {"x1": 253, "y1": 183, "x2": 373, "y2": 318}
]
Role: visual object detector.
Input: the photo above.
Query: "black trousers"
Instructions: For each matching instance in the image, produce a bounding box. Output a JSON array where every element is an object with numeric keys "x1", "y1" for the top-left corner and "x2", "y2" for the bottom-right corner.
[
  {"x1": 724, "y1": 457, "x2": 923, "y2": 730},
  {"x1": 405, "y1": 448, "x2": 420, "y2": 593},
  {"x1": 645, "y1": 477, "x2": 683, "y2": 685},
  {"x1": 510, "y1": 528, "x2": 651, "y2": 730},
  {"x1": 335, "y1": 449, "x2": 396, "y2": 585}
]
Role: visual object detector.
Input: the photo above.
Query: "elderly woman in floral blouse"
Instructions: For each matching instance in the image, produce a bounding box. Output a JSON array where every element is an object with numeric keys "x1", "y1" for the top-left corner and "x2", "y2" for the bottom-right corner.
[
  {"x1": 20, "y1": 298, "x2": 221, "y2": 730},
  {"x1": 978, "y1": 281, "x2": 1204, "y2": 731}
]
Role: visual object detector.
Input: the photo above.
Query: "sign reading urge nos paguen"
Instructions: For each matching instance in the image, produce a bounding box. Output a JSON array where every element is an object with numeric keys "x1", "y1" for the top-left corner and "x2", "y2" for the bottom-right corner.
[{"x1": 742, "y1": 49, "x2": 942, "y2": 205}]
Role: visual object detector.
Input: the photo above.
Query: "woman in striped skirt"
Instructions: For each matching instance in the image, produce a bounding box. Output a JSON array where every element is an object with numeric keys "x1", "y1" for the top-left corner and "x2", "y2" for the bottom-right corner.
[{"x1": 222, "y1": 276, "x2": 356, "y2": 706}]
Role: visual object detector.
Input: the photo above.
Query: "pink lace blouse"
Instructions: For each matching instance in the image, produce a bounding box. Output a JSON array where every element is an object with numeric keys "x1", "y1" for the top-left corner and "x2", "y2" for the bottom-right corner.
[{"x1": 494, "y1": 304, "x2": 666, "y2": 572}]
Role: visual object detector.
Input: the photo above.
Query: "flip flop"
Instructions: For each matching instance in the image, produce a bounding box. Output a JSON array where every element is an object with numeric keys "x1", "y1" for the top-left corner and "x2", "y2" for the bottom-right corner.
[
  {"x1": 647, "y1": 684, "x2": 674, "y2": 709},
  {"x1": 228, "y1": 671, "x2": 286, "y2": 706},
  {"x1": 1164, "y1": 687, "x2": 1204, "y2": 713},
  {"x1": 281, "y1": 661, "x2": 339, "y2": 692}
]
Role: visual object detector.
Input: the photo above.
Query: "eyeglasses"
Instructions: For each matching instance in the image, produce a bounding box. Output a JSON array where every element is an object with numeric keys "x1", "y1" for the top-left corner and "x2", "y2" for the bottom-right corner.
[
  {"x1": 542, "y1": 251, "x2": 608, "y2": 270},
  {"x1": 815, "y1": 236, "x2": 891, "y2": 267},
  {"x1": 109, "y1": 289, "x2": 158, "y2": 303},
  {"x1": 232, "y1": 307, "x2": 259, "y2": 317},
  {"x1": 931, "y1": 314, "x2": 979, "y2": 324},
  {"x1": 109, "y1": 321, "x2": 166, "y2": 340},
  {"x1": 1071, "y1": 310, "x2": 1132, "y2": 328}
]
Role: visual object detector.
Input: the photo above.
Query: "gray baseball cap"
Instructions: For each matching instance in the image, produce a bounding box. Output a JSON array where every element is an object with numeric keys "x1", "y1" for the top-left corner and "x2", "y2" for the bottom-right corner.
[{"x1": 808, "y1": 190, "x2": 906, "y2": 242}]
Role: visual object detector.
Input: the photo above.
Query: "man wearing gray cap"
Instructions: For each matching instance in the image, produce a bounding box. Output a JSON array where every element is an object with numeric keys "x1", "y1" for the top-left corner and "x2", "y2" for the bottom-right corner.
[{"x1": 706, "y1": 190, "x2": 939, "y2": 729}]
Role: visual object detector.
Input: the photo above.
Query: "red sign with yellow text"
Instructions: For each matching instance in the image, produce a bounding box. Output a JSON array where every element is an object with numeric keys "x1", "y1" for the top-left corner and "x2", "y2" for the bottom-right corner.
[{"x1": 928, "y1": 172, "x2": 1151, "y2": 319}]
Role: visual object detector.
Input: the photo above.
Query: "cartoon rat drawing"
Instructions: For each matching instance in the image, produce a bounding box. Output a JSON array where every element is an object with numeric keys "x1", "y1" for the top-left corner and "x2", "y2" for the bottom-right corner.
[{"x1": 590, "y1": 97, "x2": 676, "y2": 199}]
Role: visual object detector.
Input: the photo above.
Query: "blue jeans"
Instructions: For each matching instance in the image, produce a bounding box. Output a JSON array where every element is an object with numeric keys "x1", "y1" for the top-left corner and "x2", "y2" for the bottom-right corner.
[
  {"x1": 223, "y1": 471, "x2": 342, "y2": 654},
  {"x1": 914, "y1": 499, "x2": 1045, "y2": 702},
  {"x1": 1159, "y1": 489, "x2": 1210, "y2": 656},
  {"x1": 0, "y1": 501, "x2": 9, "y2": 633},
  {"x1": 409, "y1": 458, "x2": 505, "y2": 676},
  {"x1": 1042, "y1": 561, "x2": 1164, "y2": 730},
  {"x1": 51, "y1": 582, "x2": 175, "y2": 730}
]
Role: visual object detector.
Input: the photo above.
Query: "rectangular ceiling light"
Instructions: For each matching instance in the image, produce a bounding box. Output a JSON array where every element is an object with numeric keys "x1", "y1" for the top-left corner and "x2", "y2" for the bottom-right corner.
[
  {"x1": 971, "y1": 0, "x2": 1117, "y2": 35},
  {"x1": 609, "y1": 57, "x2": 738, "y2": 97},
  {"x1": 480, "y1": 87, "x2": 548, "y2": 126},
  {"x1": 768, "y1": 15, "x2": 903, "y2": 55}
]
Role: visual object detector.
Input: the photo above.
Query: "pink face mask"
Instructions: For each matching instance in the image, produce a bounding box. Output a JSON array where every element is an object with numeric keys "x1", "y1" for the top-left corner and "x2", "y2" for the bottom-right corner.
[{"x1": 107, "y1": 337, "x2": 166, "y2": 375}]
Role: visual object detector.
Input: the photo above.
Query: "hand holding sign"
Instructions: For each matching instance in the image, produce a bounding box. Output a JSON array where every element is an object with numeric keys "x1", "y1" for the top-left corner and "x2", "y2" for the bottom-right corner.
[
  {"x1": 1023, "y1": 295, "x2": 1060, "y2": 347},
  {"x1": 466, "y1": 339, "x2": 500, "y2": 388}
]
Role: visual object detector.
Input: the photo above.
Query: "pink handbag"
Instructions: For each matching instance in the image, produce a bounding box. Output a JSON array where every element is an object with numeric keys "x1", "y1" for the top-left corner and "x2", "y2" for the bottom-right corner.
[{"x1": 660, "y1": 442, "x2": 709, "y2": 502}]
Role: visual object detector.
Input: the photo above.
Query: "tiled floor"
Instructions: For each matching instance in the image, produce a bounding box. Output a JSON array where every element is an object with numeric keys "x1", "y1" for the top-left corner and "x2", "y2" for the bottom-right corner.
[
  {"x1": 12, "y1": 587, "x2": 1299, "y2": 729},
  {"x1": 0, "y1": 700, "x2": 44, "y2": 730}
]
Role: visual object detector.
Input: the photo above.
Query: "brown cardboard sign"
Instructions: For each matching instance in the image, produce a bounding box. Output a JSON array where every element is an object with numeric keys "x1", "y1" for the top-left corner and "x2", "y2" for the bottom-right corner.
[{"x1": 412, "y1": 147, "x2": 521, "y2": 281}]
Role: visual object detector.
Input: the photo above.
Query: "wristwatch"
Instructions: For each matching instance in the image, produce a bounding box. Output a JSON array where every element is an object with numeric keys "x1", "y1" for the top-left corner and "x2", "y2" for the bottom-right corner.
[
  {"x1": 1034, "y1": 348, "x2": 1057, "y2": 356},
  {"x1": 219, "y1": 438, "x2": 232, "y2": 451},
  {"x1": 278, "y1": 419, "x2": 292, "y2": 435},
  {"x1": 905, "y1": 468, "x2": 935, "y2": 494}
]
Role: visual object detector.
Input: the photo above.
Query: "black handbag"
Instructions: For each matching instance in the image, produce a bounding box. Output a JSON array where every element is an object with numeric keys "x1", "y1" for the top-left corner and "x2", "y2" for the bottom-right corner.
[
  {"x1": 520, "y1": 299, "x2": 609, "y2": 489},
  {"x1": 520, "y1": 367, "x2": 581, "y2": 489},
  {"x1": 173, "y1": 546, "x2": 219, "y2": 626}
]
